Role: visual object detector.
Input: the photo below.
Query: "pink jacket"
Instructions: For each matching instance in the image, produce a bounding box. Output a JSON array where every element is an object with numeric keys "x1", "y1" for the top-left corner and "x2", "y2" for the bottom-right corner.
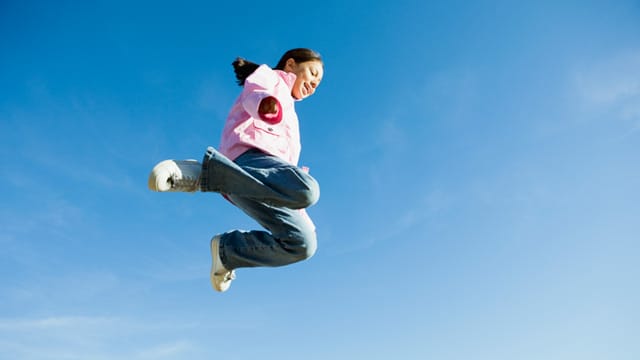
[{"x1": 219, "y1": 65, "x2": 301, "y2": 165}]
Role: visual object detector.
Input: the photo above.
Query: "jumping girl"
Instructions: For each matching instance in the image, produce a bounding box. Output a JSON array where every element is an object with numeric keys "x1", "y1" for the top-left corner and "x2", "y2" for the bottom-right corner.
[{"x1": 148, "y1": 48, "x2": 324, "y2": 292}]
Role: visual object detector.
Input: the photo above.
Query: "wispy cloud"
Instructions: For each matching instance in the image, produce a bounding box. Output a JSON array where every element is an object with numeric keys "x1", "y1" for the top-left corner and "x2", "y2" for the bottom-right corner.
[
  {"x1": 328, "y1": 186, "x2": 455, "y2": 255},
  {"x1": 574, "y1": 52, "x2": 640, "y2": 104},
  {"x1": 0, "y1": 315, "x2": 118, "y2": 331},
  {"x1": 0, "y1": 315, "x2": 200, "y2": 360},
  {"x1": 133, "y1": 340, "x2": 195, "y2": 359},
  {"x1": 0, "y1": 194, "x2": 88, "y2": 272},
  {"x1": 572, "y1": 50, "x2": 640, "y2": 136}
]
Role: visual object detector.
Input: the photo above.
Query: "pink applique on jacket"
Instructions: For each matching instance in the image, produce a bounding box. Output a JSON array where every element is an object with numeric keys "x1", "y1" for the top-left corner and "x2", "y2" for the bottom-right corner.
[{"x1": 219, "y1": 65, "x2": 302, "y2": 166}]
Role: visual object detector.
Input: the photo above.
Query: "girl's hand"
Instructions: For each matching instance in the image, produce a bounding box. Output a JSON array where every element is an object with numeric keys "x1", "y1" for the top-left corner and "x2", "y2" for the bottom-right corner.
[
  {"x1": 258, "y1": 96, "x2": 282, "y2": 124},
  {"x1": 259, "y1": 96, "x2": 279, "y2": 115}
]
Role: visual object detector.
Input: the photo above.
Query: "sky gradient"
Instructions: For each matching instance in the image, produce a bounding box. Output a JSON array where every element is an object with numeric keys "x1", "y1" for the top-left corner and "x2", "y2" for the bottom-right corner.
[{"x1": 1, "y1": 0, "x2": 639, "y2": 359}]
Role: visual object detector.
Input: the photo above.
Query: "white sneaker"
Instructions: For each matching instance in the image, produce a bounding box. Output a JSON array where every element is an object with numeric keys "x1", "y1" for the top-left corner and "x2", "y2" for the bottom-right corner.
[
  {"x1": 210, "y1": 235, "x2": 235, "y2": 292},
  {"x1": 148, "y1": 159, "x2": 201, "y2": 192}
]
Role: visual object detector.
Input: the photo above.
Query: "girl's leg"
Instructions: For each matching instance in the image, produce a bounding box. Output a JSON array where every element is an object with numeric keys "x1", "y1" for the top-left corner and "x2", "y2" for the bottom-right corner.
[
  {"x1": 219, "y1": 196, "x2": 317, "y2": 269},
  {"x1": 200, "y1": 147, "x2": 320, "y2": 269},
  {"x1": 200, "y1": 147, "x2": 319, "y2": 209}
]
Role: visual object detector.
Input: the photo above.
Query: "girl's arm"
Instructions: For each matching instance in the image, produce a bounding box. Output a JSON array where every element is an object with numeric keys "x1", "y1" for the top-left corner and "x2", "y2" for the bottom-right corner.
[
  {"x1": 241, "y1": 65, "x2": 283, "y2": 124},
  {"x1": 258, "y1": 96, "x2": 282, "y2": 124}
]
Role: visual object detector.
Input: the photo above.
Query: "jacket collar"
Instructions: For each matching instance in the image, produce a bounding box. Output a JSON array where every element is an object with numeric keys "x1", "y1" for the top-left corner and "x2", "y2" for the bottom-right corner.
[{"x1": 276, "y1": 70, "x2": 297, "y2": 89}]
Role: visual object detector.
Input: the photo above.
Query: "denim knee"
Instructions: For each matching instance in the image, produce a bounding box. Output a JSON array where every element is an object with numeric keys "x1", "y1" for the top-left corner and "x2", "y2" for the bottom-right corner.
[
  {"x1": 283, "y1": 230, "x2": 317, "y2": 262},
  {"x1": 297, "y1": 176, "x2": 320, "y2": 208}
]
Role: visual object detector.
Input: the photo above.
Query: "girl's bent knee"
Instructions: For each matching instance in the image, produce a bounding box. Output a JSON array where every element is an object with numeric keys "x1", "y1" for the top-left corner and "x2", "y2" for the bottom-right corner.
[
  {"x1": 299, "y1": 178, "x2": 320, "y2": 208},
  {"x1": 285, "y1": 231, "x2": 317, "y2": 262},
  {"x1": 300, "y1": 234, "x2": 318, "y2": 259}
]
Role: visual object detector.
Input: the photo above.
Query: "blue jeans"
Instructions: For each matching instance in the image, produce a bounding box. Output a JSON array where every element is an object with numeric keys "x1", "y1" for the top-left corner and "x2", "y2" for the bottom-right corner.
[{"x1": 200, "y1": 147, "x2": 320, "y2": 270}]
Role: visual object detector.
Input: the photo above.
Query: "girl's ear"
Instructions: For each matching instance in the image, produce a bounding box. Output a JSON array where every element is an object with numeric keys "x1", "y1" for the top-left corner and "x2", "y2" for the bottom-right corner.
[{"x1": 284, "y1": 58, "x2": 297, "y2": 72}]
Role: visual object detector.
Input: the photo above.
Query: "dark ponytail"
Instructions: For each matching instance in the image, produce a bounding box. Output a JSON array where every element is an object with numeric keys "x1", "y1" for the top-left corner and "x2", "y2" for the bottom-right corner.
[
  {"x1": 232, "y1": 57, "x2": 260, "y2": 86},
  {"x1": 232, "y1": 48, "x2": 323, "y2": 86}
]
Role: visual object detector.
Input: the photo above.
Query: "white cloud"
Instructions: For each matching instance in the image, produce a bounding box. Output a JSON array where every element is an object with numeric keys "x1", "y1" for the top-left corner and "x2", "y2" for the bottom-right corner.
[
  {"x1": 0, "y1": 315, "x2": 200, "y2": 360},
  {"x1": 133, "y1": 340, "x2": 195, "y2": 359},
  {"x1": 328, "y1": 186, "x2": 455, "y2": 255},
  {"x1": 572, "y1": 50, "x2": 640, "y2": 135},
  {"x1": 574, "y1": 52, "x2": 640, "y2": 104},
  {"x1": 0, "y1": 315, "x2": 117, "y2": 331},
  {"x1": 375, "y1": 118, "x2": 409, "y2": 150}
]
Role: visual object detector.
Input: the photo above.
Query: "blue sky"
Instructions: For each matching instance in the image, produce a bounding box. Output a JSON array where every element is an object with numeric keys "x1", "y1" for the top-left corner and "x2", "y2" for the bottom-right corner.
[{"x1": 1, "y1": 0, "x2": 639, "y2": 359}]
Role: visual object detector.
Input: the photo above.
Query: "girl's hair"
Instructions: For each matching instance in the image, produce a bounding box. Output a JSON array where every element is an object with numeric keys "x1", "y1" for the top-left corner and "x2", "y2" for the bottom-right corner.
[{"x1": 232, "y1": 48, "x2": 323, "y2": 86}]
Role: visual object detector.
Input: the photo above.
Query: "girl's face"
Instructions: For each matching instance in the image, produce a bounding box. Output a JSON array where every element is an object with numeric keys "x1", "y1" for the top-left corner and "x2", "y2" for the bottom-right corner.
[{"x1": 284, "y1": 59, "x2": 324, "y2": 100}]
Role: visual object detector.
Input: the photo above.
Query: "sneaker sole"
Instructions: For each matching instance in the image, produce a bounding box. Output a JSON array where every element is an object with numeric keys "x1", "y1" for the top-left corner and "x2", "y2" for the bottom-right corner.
[
  {"x1": 148, "y1": 160, "x2": 176, "y2": 192},
  {"x1": 210, "y1": 236, "x2": 232, "y2": 292}
]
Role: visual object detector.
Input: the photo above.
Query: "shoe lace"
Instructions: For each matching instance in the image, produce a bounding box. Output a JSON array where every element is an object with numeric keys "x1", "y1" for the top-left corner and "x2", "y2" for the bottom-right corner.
[
  {"x1": 224, "y1": 270, "x2": 236, "y2": 282},
  {"x1": 170, "y1": 173, "x2": 199, "y2": 191}
]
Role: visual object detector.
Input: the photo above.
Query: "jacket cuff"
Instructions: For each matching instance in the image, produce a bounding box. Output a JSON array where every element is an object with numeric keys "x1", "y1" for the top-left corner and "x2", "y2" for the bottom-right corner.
[{"x1": 258, "y1": 96, "x2": 283, "y2": 124}]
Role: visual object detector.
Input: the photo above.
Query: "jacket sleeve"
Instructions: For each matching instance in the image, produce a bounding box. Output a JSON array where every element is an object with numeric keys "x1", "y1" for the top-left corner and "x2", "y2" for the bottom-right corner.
[{"x1": 241, "y1": 65, "x2": 284, "y2": 124}]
